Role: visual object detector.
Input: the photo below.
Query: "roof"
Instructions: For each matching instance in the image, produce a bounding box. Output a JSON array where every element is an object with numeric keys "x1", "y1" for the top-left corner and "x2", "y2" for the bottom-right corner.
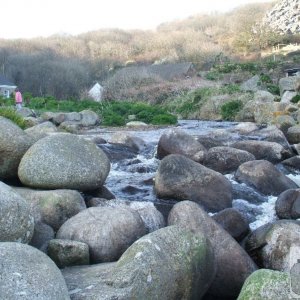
[
  {"x1": 0, "y1": 75, "x2": 15, "y2": 87},
  {"x1": 111, "y1": 62, "x2": 194, "y2": 82}
]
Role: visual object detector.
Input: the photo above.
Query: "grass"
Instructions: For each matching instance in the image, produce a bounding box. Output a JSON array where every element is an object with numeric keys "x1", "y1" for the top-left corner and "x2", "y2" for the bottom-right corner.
[
  {"x1": 0, "y1": 107, "x2": 27, "y2": 129},
  {"x1": 220, "y1": 100, "x2": 243, "y2": 121},
  {"x1": 164, "y1": 85, "x2": 242, "y2": 119}
]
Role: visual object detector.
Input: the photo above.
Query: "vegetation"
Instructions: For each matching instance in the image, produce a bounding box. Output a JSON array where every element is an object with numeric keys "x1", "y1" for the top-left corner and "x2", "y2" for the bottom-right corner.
[
  {"x1": 21, "y1": 97, "x2": 177, "y2": 126},
  {"x1": 100, "y1": 101, "x2": 177, "y2": 126},
  {"x1": 291, "y1": 94, "x2": 300, "y2": 104},
  {"x1": 0, "y1": 2, "x2": 295, "y2": 100},
  {"x1": 0, "y1": 107, "x2": 27, "y2": 129},
  {"x1": 220, "y1": 100, "x2": 243, "y2": 121}
]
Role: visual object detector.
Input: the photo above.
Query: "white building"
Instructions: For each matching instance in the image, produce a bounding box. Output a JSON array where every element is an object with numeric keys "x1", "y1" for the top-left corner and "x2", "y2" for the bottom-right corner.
[
  {"x1": 88, "y1": 82, "x2": 104, "y2": 102},
  {"x1": 0, "y1": 75, "x2": 16, "y2": 98}
]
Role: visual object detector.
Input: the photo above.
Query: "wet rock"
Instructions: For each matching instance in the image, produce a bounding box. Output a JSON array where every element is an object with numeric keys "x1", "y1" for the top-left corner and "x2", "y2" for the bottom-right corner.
[
  {"x1": 275, "y1": 189, "x2": 300, "y2": 219},
  {"x1": 0, "y1": 181, "x2": 34, "y2": 243},
  {"x1": 237, "y1": 269, "x2": 290, "y2": 300},
  {"x1": 0, "y1": 242, "x2": 70, "y2": 299},
  {"x1": 0, "y1": 117, "x2": 33, "y2": 179},
  {"x1": 212, "y1": 208, "x2": 250, "y2": 241},
  {"x1": 282, "y1": 156, "x2": 300, "y2": 171},
  {"x1": 157, "y1": 128, "x2": 206, "y2": 162},
  {"x1": 98, "y1": 143, "x2": 137, "y2": 161},
  {"x1": 48, "y1": 239, "x2": 90, "y2": 268},
  {"x1": 109, "y1": 132, "x2": 146, "y2": 152},
  {"x1": 18, "y1": 134, "x2": 110, "y2": 191},
  {"x1": 155, "y1": 154, "x2": 233, "y2": 212},
  {"x1": 84, "y1": 185, "x2": 116, "y2": 200},
  {"x1": 63, "y1": 225, "x2": 215, "y2": 300},
  {"x1": 168, "y1": 201, "x2": 257, "y2": 299},
  {"x1": 232, "y1": 140, "x2": 290, "y2": 163},
  {"x1": 196, "y1": 129, "x2": 237, "y2": 149},
  {"x1": 245, "y1": 220, "x2": 300, "y2": 271},
  {"x1": 235, "y1": 160, "x2": 298, "y2": 196},
  {"x1": 56, "y1": 207, "x2": 146, "y2": 263},
  {"x1": 232, "y1": 182, "x2": 266, "y2": 204},
  {"x1": 203, "y1": 146, "x2": 255, "y2": 173}
]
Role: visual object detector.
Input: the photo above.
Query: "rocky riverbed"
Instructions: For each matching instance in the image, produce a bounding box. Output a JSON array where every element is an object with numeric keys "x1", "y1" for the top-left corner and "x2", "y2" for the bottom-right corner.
[{"x1": 1, "y1": 117, "x2": 300, "y2": 299}]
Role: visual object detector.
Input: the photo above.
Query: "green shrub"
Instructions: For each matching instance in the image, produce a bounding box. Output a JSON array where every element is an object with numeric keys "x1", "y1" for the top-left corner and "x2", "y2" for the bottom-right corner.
[
  {"x1": 291, "y1": 94, "x2": 300, "y2": 104},
  {"x1": 102, "y1": 113, "x2": 126, "y2": 126},
  {"x1": 101, "y1": 101, "x2": 177, "y2": 126},
  {"x1": 0, "y1": 108, "x2": 27, "y2": 129},
  {"x1": 266, "y1": 84, "x2": 280, "y2": 95},
  {"x1": 220, "y1": 100, "x2": 243, "y2": 121},
  {"x1": 152, "y1": 114, "x2": 177, "y2": 125},
  {"x1": 259, "y1": 73, "x2": 272, "y2": 84},
  {"x1": 205, "y1": 71, "x2": 223, "y2": 81}
]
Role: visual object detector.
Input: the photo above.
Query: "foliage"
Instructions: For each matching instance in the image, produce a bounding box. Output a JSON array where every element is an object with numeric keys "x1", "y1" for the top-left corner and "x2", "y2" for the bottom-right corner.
[
  {"x1": 0, "y1": 96, "x2": 14, "y2": 107},
  {"x1": 23, "y1": 97, "x2": 177, "y2": 126},
  {"x1": 266, "y1": 84, "x2": 280, "y2": 95},
  {"x1": 291, "y1": 94, "x2": 300, "y2": 104},
  {"x1": 220, "y1": 100, "x2": 243, "y2": 121},
  {"x1": 0, "y1": 108, "x2": 27, "y2": 129},
  {"x1": 101, "y1": 101, "x2": 177, "y2": 125}
]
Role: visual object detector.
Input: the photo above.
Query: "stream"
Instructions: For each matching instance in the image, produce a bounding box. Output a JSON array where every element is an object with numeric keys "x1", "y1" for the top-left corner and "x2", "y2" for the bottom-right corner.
[{"x1": 82, "y1": 120, "x2": 300, "y2": 230}]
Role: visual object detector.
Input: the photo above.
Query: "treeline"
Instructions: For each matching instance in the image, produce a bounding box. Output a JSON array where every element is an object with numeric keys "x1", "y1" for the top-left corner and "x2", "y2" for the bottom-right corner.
[{"x1": 0, "y1": 2, "x2": 297, "y2": 99}]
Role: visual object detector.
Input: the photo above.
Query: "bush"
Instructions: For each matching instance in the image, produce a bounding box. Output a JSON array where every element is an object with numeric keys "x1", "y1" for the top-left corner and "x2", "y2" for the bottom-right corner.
[
  {"x1": 101, "y1": 101, "x2": 177, "y2": 126},
  {"x1": 266, "y1": 84, "x2": 280, "y2": 95},
  {"x1": 220, "y1": 100, "x2": 243, "y2": 121},
  {"x1": 291, "y1": 94, "x2": 300, "y2": 104},
  {"x1": 0, "y1": 108, "x2": 27, "y2": 129},
  {"x1": 152, "y1": 114, "x2": 177, "y2": 125}
]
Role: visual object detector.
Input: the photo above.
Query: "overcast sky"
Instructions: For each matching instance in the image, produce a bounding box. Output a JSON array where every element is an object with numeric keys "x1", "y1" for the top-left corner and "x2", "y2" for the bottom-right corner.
[{"x1": 1, "y1": 0, "x2": 274, "y2": 39}]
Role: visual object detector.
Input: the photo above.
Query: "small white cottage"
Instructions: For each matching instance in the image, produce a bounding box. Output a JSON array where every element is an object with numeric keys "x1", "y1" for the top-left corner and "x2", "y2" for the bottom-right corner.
[
  {"x1": 0, "y1": 75, "x2": 16, "y2": 98},
  {"x1": 88, "y1": 82, "x2": 104, "y2": 102}
]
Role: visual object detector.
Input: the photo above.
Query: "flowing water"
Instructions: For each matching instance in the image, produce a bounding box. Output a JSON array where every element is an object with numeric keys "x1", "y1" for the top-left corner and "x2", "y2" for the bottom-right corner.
[{"x1": 83, "y1": 120, "x2": 300, "y2": 230}]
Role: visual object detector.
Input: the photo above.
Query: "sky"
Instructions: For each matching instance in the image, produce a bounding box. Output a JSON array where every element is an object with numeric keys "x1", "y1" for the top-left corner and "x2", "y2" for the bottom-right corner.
[{"x1": 1, "y1": 0, "x2": 274, "y2": 39}]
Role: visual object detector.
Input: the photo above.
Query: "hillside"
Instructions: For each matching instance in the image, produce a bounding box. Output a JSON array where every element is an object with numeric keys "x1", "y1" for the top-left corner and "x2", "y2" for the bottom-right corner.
[{"x1": 0, "y1": 0, "x2": 298, "y2": 100}]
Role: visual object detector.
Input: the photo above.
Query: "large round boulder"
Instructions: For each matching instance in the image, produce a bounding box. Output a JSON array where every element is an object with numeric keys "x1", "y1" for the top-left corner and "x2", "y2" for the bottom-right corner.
[
  {"x1": 212, "y1": 207, "x2": 250, "y2": 241},
  {"x1": 18, "y1": 134, "x2": 110, "y2": 191},
  {"x1": 235, "y1": 160, "x2": 298, "y2": 196},
  {"x1": 237, "y1": 269, "x2": 290, "y2": 300},
  {"x1": 0, "y1": 182, "x2": 34, "y2": 243},
  {"x1": 0, "y1": 242, "x2": 70, "y2": 299},
  {"x1": 0, "y1": 117, "x2": 33, "y2": 179},
  {"x1": 56, "y1": 206, "x2": 147, "y2": 263},
  {"x1": 276, "y1": 189, "x2": 300, "y2": 219},
  {"x1": 203, "y1": 146, "x2": 255, "y2": 174},
  {"x1": 62, "y1": 225, "x2": 216, "y2": 300},
  {"x1": 232, "y1": 140, "x2": 290, "y2": 163},
  {"x1": 245, "y1": 220, "x2": 300, "y2": 272},
  {"x1": 157, "y1": 128, "x2": 206, "y2": 161},
  {"x1": 154, "y1": 154, "x2": 233, "y2": 212},
  {"x1": 168, "y1": 200, "x2": 257, "y2": 299},
  {"x1": 88, "y1": 198, "x2": 165, "y2": 233},
  {"x1": 110, "y1": 225, "x2": 215, "y2": 299},
  {"x1": 14, "y1": 187, "x2": 86, "y2": 231}
]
